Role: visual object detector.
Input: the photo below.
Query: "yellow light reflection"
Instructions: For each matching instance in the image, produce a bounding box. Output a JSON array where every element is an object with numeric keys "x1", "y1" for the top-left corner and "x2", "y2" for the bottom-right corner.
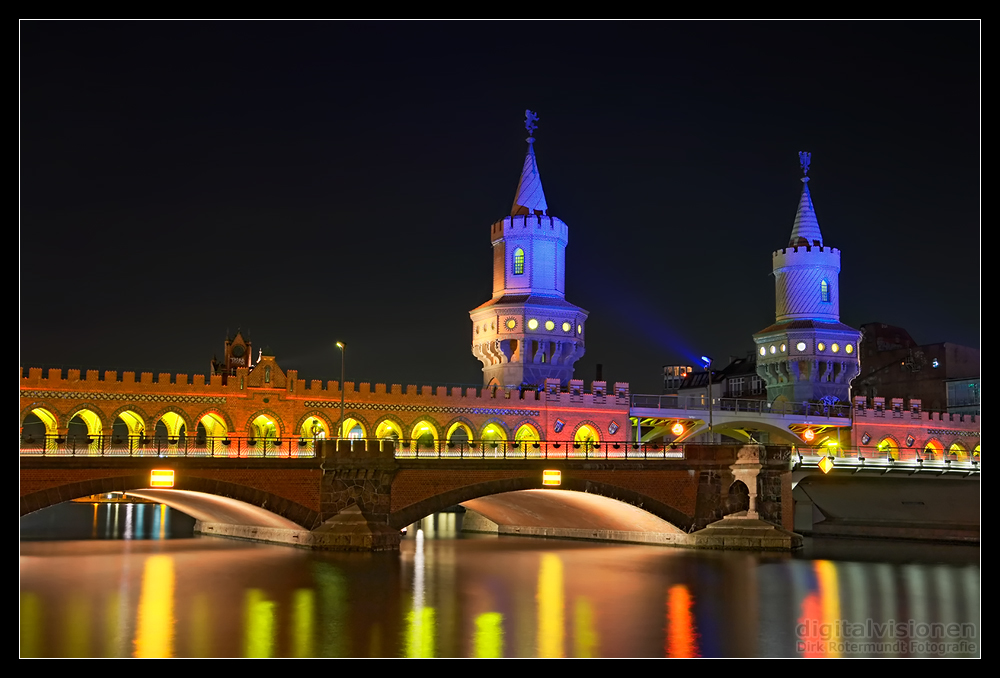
[
  {"x1": 135, "y1": 555, "x2": 175, "y2": 658},
  {"x1": 244, "y1": 589, "x2": 276, "y2": 658},
  {"x1": 537, "y1": 553, "x2": 564, "y2": 658},
  {"x1": 292, "y1": 589, "x2": 315, "y2": 658},
  {"x1": 474, "y1": 612, "x2": 504, "y2": 658},
  {"x1": 666, "y1": 584, "x2": 700, "y2": 657},
  {"x1": 19, "y1": 592, "x2": 42, "y2": 658},
  {"x1": 574, "y1": 598, "x2": 598, "y2": 658},
  {"x1": 405, "y1": 607, "x2": 436, "y2": 658}
]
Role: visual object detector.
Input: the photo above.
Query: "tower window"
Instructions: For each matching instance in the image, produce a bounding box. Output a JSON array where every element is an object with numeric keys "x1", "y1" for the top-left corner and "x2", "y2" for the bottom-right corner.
[
  {"x1": 821, "y1": 280, "x2": 830, "y2": 303},
  {"x1": 513, "y1": 248, "x2": 525, "y2": 275}
]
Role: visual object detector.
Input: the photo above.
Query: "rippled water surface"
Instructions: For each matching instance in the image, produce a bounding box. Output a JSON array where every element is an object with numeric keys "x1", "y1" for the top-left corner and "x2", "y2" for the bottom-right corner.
[{"x1": 20, "y1": 505, "x2": 980, "y2": 657}]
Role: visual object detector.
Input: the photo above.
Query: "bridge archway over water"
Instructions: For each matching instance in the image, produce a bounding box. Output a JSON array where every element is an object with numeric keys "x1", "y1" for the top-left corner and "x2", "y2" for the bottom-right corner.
[{"x1": 387, "y1": 476, "x2": 695, "y2": 534}]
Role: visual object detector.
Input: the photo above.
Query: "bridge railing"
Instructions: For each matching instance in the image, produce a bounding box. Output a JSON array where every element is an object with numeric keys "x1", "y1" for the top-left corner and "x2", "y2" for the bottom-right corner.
[
  {"x1": 630, "y1": 394, "x2": 853, "y2": 419},
  {"x1": 793, "y1": 445, "x2": 981, "y2": 472},
  {"x1": 796, "y1": 445, "x2": 981, "y2": 465},
  {"x1": 390, "y1": 439, "x2": 686, "y2": 460},
  {"x1": 18, "y1": 434, "x2": 320, "y2": 458}
]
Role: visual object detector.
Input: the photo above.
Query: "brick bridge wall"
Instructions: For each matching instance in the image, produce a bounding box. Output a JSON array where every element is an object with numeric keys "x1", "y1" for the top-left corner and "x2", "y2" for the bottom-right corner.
[{"x1": 20, "y1": 445, "x2": 794, "y2": 534}]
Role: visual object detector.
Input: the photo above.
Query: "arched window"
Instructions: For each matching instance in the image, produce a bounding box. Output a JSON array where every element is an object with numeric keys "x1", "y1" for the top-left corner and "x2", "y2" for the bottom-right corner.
[
  {"x1": 820, "y1": 280, "x2": 830, "y2": 303},
  {"x1": 513, "y1": 248, "x2": 525, "y2": 275}
]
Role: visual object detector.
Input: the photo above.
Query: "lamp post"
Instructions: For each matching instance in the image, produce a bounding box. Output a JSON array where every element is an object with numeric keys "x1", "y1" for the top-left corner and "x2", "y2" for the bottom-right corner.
[
  {"x1": 701, "y1": 355, "x2": 713, "y2": 444},
  {"x1": 336, "y1": 342, "x2": 345, "y2": 445}
]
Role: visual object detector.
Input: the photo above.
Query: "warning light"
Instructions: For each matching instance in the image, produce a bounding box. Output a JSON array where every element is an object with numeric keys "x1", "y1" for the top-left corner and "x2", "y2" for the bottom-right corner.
[
  {"x1": 671, "y1": 422, "x2": 684, "y2": 436},
  {"x1": 542, "y1": 470, "x2": 561, "y2": 486},
  {"x1": 150, "y1": 469, "x2": 174, "y2": 487},
  {"x1": 803, "y1": 429, "x2": 815, "y2": 442},
  {"x1": 818, "y1": 456, "x2": 834, "y2": 474}
]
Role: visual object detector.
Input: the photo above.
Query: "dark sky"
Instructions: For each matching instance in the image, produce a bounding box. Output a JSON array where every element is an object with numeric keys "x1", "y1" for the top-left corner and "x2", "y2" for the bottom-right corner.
[{"x1": 20, "y1": 21, "x2": 980, "y2": 394}]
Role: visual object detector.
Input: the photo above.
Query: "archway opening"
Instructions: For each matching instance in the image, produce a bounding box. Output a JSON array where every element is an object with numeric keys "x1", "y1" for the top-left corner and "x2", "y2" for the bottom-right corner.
[
  {"x1": 68, "y1": 409, "x2": 102, "y2": 453},
  {"x1": 481, "y1": 423, "x2": 507, "y2": 457},
  {"x1": 876, "y1": 437, "x2": 897, "y2": 460},
  {"x1": 250, "y1": 414, "x2": 280, "y2": 456},
  {"x1": 922, "y1": 439, "x2": 943, "y2": 460},
  {"x1": 574, "y1": 424, "x2": 600, "y2": 453},
  {"x1": 196, "y1": 413, "x2": 228, "y2": 456},
  {"x1": 948, "y1": 442, "x2": 968, "y2": 461},
  {"x1": 409, "y1": 421, "x2": 438, "y2": 456},
  {"x1": 21, "y1": 408, "x2": 58, "y2": 453}
]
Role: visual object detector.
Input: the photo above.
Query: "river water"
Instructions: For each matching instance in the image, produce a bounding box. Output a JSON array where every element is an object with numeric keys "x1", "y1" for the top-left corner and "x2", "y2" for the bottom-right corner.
[{"x1": 20, "y1": 503, "x2": 980, "y2": 658}]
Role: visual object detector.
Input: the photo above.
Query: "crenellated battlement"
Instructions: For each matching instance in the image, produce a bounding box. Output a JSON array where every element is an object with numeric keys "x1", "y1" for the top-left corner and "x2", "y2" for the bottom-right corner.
[
  {"x1": 491, "y1": 214, "x2": 568, "y2": 244},
  {"x1": 20, "y1": 365, "x2": 627, "y2": 407}
]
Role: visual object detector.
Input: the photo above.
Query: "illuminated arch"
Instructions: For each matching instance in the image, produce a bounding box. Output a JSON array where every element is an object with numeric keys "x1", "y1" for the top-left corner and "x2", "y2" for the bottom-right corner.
[
  {"x1": 514, "y1": 422, "x2": 540, "y2": 442},
  {"x1": 195, "y1": 412, "x2": 230, "y2": 455},
  {"x1": 375, "y1": 417, "x2": 405, "y2": 441},
  {"x1": 922, "y1": 439, "x2": 944, "y2": 460},
  {"x1": 248, "y1": 413, "x2": 281, "y2": 440},
  {"x1": 948, "y1": 441, "x2": 968, "y2": 461},
  {"x1": 973, "y1": 444, "x2": 980, "y2": 460},
  {"x1": 150, "y1": 407, "x2": 188, "y2": 437},
  {"x1": 193, "y1": 409, "x2": 233, "y2": 437},
  {"x1": 410, "y1": 420, "x2": 439, "y2": 452},
  {"x1": 66, "y1": 406, "x2": 104, "y2": 453},
  {"x1": 876, "y1": 436, "x2": 899, "y2": 460},
  {"x1": 296, "y1": 412, "x2": 332, "y2": 438},
  {"x1": 338, "y1": 414, "x2": 369, "y2": 440},
  {"x1": 20, "y1": 406, "x2": 59, "y2": 453},
  {"x1": 21, "y1": 406, "x2": 58, "y2": 435},
  {"x1": 479, "y1": 421, "x2": 509, "y2": 441},
  {"x1": 513, "y1": 247, "x2": 525, "y2": 275},
  {"x1": 573, "y1": 423, "x2": 601, "y2": 450},
  {"x1": 445, "y1": 420, "x2": 474, "y2": 443}
]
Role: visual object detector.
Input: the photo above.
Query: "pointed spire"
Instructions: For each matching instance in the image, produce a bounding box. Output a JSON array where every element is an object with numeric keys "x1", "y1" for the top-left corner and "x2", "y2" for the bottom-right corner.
[
  {"x1": 788, "y1": 151, "x2": 823, "y2": 247},
  {"x1": 511, "y1": 110, "x2": 548, "y2": 216}
]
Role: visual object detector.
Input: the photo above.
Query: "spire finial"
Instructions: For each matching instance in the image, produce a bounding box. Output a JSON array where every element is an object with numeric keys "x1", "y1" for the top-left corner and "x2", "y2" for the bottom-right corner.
[
  {"x1": 511, "y1": 110, "x2": 548, "y2": 215},
  {"x1": 799, "y1": 151, "x2": 811, "y2": 183},
  {"x1": 525, "y1": 109, "x2": 539, "y2": 145}
]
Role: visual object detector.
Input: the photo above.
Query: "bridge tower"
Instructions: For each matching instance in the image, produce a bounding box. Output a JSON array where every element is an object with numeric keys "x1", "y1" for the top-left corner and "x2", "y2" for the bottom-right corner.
[
  {"x1": 753, "y1": 153, "x2": 860, "y2": 405},
  {"x1": 470, "y1": 111, "x2": 588, "y2": 388}
]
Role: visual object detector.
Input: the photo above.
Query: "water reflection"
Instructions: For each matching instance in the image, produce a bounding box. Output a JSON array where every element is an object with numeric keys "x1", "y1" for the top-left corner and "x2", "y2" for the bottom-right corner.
[{"x1": 19, "y1": 509, "x2": 980, "y2": 658}]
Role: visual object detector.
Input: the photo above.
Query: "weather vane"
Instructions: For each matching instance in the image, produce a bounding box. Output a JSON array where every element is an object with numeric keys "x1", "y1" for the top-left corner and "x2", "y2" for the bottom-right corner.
[
  {"x1": 799, "y1": 151, "x2": 812, "y2": 177},
  {"x1": 525, "y1": 110, "x2": 539, "y2": 144}
]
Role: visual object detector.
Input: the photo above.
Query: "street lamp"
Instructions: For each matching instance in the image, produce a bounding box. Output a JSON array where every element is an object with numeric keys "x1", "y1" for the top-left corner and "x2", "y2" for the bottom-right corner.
[
  {"x1": 336, "y1": 342, "x2": 345, "y2": 445},
  {"x1": 701, "y1": 355, "x2": 713, "y2": 444}
]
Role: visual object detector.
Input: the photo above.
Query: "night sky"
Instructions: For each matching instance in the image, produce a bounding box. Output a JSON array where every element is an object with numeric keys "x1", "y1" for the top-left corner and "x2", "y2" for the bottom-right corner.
[{"x1": 20, "y1": 22, "x2": 980, "y2": 394}]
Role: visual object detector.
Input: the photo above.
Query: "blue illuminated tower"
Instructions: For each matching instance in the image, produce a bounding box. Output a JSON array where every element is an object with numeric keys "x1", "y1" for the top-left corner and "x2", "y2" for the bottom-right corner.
[
  {"x1": 753, "y1": 153, "x2": 860, "y2": 404},
  {"x1": 470, "y1": 112, "x2": 588, "y2": 387}
]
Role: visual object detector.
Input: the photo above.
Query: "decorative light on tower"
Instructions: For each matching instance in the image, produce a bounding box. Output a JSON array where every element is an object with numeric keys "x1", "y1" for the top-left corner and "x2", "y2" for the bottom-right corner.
[
  {"x1": 470, "y1": 111, "x2": 588, "y2": 388},
  {"x1": 753, "y1": 153, "x2": 860, "y2": 405}
]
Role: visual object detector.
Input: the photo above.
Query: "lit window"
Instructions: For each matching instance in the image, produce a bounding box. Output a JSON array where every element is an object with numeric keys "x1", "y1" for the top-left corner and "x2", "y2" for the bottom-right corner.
[
  {"x1": 544, "y1": 320, "x2": 555, "y2": 331},
  {"x1": 769, "y1": 345, "x2": 776, "y2": 354},
  {"x1": 831, "y1": 343, "x2": 840, "y2": 353},
  {"x1": 506, "y1": 318, "x2": 517, "y2": 330},
  {"x1": 759, "y1": 346, "x2": 766, "y2": 356},
  {"x1": 562, "y1": 322, "x2": 571, "y2": 332},
  {"x1": 817, "y1": 342, "x2": 826, "y2": 352},
  {"x1": 845, "y1": 344, "x2": 854, "y2": 354},
  {"x1": 577, "y1": 324, "x2": 582, "y2": 334},
  {"x1": 513, "y1": 248, "x2": 525, "y2": 275},
  {"x1": 796, "y1": 342, "x2": 807, "y2": 351},
  {"x1": 780, "y1": 344, "x2": 786, "y2": 352},
  {"x1": 528, "y1": 319, "x2": 538, "y2": 330},
  {"x1": 821, "y1": 280, "x2": 830, "y2": 302}
]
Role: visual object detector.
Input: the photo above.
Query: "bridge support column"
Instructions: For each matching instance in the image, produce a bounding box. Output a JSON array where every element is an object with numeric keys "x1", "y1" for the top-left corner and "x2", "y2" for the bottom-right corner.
[
  {"x1": 730, "y1": 446, "x2": 762, "y2": 520},
  {"x1": 315, "y1": 439, "x2": 401, "y2": 551}
]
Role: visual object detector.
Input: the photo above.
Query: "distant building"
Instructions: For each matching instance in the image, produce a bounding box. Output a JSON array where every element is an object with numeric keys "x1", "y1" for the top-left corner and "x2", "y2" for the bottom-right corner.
[{"x1": 854, "y1": 322, "x2": 980, "y2": 414}]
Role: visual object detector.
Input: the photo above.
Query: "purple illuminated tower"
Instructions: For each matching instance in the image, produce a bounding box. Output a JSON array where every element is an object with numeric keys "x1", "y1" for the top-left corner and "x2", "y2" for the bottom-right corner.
[
  {"x1": 753, "y1": 153, "x2": 860, "y2": 405},
  {"x1": 470, "y1": 112, "x2": 588, "y2": 387}
]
